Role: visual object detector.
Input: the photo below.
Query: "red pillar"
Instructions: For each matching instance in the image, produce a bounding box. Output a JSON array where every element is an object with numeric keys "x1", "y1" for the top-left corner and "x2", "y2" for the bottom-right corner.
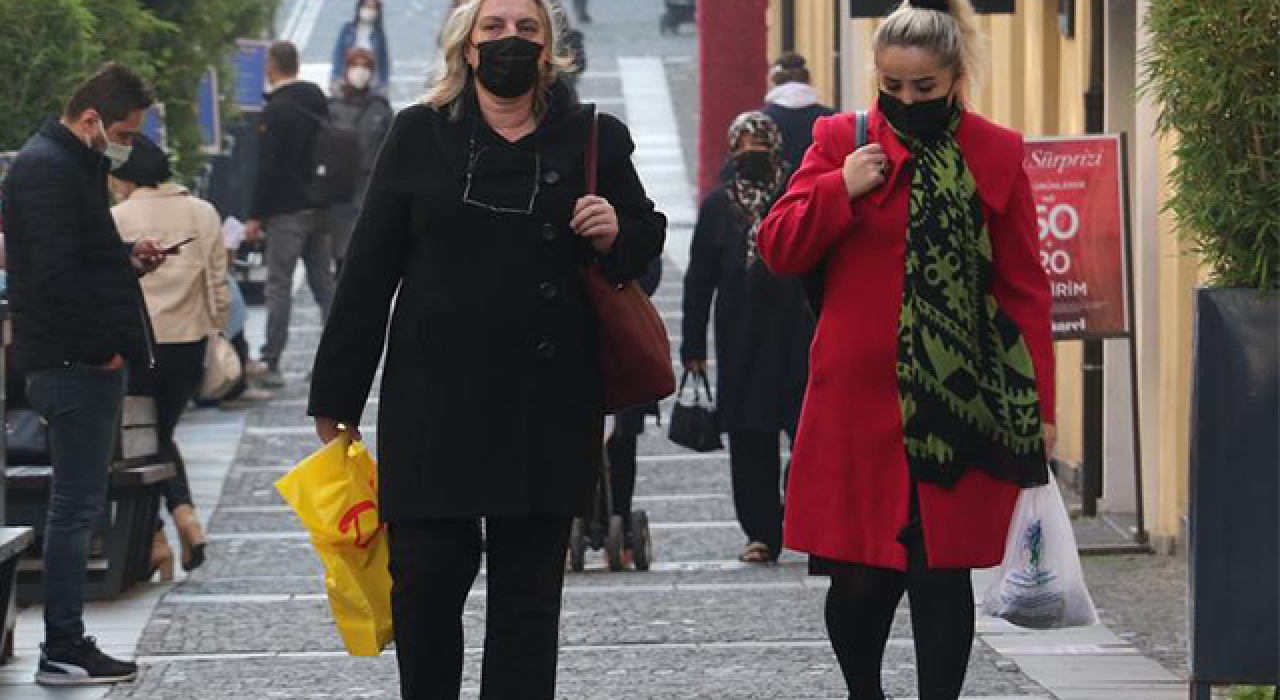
[{"x1": 697, "y1": 0, "x2": 769, "y2": 199}]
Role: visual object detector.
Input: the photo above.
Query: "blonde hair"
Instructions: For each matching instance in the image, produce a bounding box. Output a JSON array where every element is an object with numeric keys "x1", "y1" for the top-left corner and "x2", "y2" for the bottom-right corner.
[
  {"x1": 425, "y1": 0, "x2": 575, "y2": 120},
  {"x1": 873, "y1": 0, "x2": 987, "y2": 104}
]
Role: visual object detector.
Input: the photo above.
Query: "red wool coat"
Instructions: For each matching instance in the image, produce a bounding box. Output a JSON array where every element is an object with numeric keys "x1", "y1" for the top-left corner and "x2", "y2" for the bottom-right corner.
[{"x1": 757, "y1": 108, "x2": 1056, "y2": 571}]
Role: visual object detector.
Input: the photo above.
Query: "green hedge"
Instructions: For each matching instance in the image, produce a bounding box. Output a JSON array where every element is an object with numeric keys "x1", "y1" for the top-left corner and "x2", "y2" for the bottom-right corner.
[
  {"x1": 1143, "y1": 0, "x2": 1280, "y2": 290},
  {"x1": 0, "y1": 0, "x2": 278, "y2": 174},
  {"x1": 0, "y1": 0, "x2": 100, "y2": 151}
]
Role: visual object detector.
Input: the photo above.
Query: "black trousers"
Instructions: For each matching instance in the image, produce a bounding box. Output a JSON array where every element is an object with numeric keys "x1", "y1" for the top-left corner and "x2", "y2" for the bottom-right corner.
[
  {"x1": 822, "y1": 520, "x2": 975, "y2": 700},
  {"x1": 387, "y1": 515, "x2": 572, "y2": 700},
  {"x1": 153, "y1": 340, "x2": 207, "y2": 512},
  {"x1": 603, "y1": 432, "x2": 637, "y2": 529},
  {"x1": 727, "y1": 430, "x2": 792, "y2": 554}
]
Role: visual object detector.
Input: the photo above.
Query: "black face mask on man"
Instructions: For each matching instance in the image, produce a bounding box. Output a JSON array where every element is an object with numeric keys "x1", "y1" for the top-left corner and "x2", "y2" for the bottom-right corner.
[
  {"x1": 878, "y1": 90, "x2": 955, "y2": 140},
  {"x1": 734, "y1": 151, "x2": 775, "y2": 184},
  {"x1": 474, "y1": 37, "x2": 544, "y2": 99}
]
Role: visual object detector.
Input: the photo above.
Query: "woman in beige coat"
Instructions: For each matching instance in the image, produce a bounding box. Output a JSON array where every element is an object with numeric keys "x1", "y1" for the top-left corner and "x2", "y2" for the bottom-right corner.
[{"x1": 112, "y1": 136, "x2": 231, "y2": 578}]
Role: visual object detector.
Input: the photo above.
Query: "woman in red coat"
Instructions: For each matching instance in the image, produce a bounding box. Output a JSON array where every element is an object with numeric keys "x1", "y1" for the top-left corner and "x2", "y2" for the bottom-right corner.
[{"x1": 757, "y1": 0, "x2": 1056, "y2": 697}]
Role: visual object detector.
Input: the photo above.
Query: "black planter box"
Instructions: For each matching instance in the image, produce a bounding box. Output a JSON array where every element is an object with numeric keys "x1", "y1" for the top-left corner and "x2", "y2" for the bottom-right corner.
[{"x1": 1188, "y1": 287, "x2": 1278, "y2": 688}]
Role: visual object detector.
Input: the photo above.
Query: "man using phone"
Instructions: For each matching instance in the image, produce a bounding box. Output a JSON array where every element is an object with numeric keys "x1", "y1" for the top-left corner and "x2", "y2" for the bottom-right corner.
[{"x1": 2, "y1": 62, "x2": 166, "y2": 686}]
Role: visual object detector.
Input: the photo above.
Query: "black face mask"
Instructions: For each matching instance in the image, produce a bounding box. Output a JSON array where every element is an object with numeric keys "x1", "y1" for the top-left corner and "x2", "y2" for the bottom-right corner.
[
  {"x1": 735, "y1": 151, "x2": 775, "y2": 184},
  {"x1": 475, "y1": 37, "x2": 543, "y2": 99},
  {"x1": 878, "y1": 90, "x2": 955, "y2": 140}
]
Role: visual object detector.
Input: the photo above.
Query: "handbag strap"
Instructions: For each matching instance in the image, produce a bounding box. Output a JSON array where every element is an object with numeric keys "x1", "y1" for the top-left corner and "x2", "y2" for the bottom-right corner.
[
  {"x1": 585, "y1": 107, "x2": 599, "y2": 195},
  {"x1": 677, "y1": 368, "x2": 715, "y2": 403}
]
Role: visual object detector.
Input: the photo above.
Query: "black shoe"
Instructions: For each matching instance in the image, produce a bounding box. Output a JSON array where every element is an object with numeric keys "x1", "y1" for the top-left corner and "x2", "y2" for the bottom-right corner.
[{"x1": 36, "y1": 637, "x2": 138, "y2": 685}]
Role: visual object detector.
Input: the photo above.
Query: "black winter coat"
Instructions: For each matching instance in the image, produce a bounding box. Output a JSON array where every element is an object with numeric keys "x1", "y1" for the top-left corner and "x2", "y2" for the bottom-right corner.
[
  {"x1": 762, "y1": 102, "x2": 836, "y2": 171},
  {"x1": 250, "y1": 81, "x2": 330, "y2": 220},
  {"x1": 328, "y1": 92, "x2": 393, "y2": 202},
  {"x1": 3, "y1": 119, "x2": 154, "y2": 374},
  {"x1": 307, "y1": 86, "x2": 666, "y2": 521},
  {"x1": 681, "y1": 186, "x2": 812, "y2": 434}
]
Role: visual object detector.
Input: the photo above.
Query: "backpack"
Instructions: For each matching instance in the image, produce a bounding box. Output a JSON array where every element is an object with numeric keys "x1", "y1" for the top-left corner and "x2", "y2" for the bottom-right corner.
[
  {"x1": 802, "y1": 110, "x2": 868, "y2": 317},
  {"x1": 299, "y1": 108, "x2": 362, "y2": 207}
]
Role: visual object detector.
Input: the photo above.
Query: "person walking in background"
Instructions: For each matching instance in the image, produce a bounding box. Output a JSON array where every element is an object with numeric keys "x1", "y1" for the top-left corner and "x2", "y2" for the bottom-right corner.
[
  {"x1": 111, "y1": 134, "x2": 229, "y2": 579},
  {"x1": 682, "y1": 112, "x2": 812, "y2": 565},
  {"x1": 244, "y1": 41, "x2": 336, "y2": 389},
  {"x1": 331, "y1": 0, "x2": 391, "y2": 97},
  {"x1": 757, "y1": 1, "x2": 1057, "y2": 697},
  {"x1": 573, "y1": 0, "x2": 591, "y2": 23},
  {"x1": 3, "y1": 62, "x2": 167, "y2": 685},
  {"x1": 307, "y1": 0, "x2": 665, "y2": 697},
  {"x1": 328, "y1": 46, "x2": 394, "y2": 273},
  {"x1": 551, "y1": 1, "x2": 588, "y2": 99},
  {"x1": 762, "y1": 52, "x2": 836, "y2": 171}
]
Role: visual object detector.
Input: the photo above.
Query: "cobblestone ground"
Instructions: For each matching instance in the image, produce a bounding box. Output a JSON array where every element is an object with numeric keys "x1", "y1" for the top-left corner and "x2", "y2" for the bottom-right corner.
[{"x1": 99, "y1": 1, "x2": 1194, "y2": 698}]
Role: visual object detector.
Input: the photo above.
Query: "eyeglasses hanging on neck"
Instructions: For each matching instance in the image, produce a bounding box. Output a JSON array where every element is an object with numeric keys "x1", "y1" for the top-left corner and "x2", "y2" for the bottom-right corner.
[{"x1": 461, "y1": 132, "x2": 542, "y2": 216}]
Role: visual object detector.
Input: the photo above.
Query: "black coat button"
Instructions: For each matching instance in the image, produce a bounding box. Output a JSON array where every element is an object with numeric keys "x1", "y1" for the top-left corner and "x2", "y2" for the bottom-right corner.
[
  {"x1": 542, "y1": 169, "x2": 561, "y2": 185},
  {"x1": 539, "y1": 282, "x2": 559, "y2": 300},
  {"x1": 535, "y1": 340, "x2": 556, "y2": 360},
  {"x1": 540, "y1": 223, "x2": 557, "y2": 242}
]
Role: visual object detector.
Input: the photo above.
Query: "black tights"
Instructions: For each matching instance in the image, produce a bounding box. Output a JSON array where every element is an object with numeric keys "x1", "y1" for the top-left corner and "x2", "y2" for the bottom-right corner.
[{"x1": 823, "y1": 559, "x2": 975, "y2": 700}]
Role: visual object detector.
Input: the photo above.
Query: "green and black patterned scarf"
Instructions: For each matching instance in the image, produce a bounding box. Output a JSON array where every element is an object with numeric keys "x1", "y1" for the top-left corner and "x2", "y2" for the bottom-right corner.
[{"x1": 894, "y1": 110, "x2": 1049, "y2": 489}]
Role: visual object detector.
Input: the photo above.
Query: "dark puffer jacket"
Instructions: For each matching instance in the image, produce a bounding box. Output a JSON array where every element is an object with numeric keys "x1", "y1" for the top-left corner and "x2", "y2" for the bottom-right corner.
[
  {"x1": 250, "y1": 80, "x2": 330, "y2": 220},
  {"x1": 3, "y1": 119, "x2": 155, "y2": 374}
]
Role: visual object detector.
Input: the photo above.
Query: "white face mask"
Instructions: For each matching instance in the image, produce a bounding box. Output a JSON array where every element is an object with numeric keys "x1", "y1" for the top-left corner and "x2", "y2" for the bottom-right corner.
[
  {"x1": 96, "y1": 120, "x2": 133, "y2": 171},
  {"x1": 358, "y1": 6, "x2": 378, "y2": 23},
  {"x1": 347, "y1": 66, "x2": 373, "y2": 90}
]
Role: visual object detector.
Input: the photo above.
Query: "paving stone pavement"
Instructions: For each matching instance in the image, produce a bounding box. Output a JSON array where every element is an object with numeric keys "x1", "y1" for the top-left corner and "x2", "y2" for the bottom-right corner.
[{"x1": 2, "y1": 2, "x2": 1199, "y2": 699}]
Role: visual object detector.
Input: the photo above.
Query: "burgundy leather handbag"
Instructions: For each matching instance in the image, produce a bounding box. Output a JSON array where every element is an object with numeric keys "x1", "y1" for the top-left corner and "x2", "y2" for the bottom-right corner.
[{"x1": 581, "y1": 111, "x2": 675, "y2": 413}]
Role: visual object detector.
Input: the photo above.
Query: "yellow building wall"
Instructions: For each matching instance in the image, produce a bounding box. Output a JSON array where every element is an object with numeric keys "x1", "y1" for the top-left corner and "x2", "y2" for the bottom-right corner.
[
  {"x1": 1155, "y1": 134, "x2": 1197, "y2": 540},
  {"x1": 766, "y1": 2, "x2": 840, "y2": 104}
]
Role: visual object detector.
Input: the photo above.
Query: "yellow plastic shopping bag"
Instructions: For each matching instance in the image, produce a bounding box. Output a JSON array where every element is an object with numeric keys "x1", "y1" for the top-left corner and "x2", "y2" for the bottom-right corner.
[{"x1": 275, "y1": 435, "x2": 393, "y2": 656}]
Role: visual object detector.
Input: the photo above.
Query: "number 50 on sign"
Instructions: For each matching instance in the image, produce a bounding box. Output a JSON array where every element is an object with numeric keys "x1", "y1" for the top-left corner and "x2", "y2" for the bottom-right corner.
[{"x1": 1023, "y1": 135, "x2": 1131, "y2": 340}]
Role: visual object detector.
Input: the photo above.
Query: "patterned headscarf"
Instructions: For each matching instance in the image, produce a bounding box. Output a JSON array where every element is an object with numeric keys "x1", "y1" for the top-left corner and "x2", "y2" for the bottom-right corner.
[{"x1": 727, "y1": 112, "x2": 787, "y2": 267}]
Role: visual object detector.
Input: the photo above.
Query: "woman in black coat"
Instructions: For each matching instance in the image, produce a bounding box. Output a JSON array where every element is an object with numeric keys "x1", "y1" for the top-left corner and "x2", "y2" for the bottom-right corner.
[
  {"x1": 681, "y1": 111, "x2": 813, "y2": 564},
  {"x1": 307, "y1": 0, "x2": 665, "y2": 697}
]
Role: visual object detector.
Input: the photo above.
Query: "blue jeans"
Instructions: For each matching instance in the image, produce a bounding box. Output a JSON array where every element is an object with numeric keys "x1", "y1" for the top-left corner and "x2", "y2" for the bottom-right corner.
[{"x1": 25, "y1": 364, "x2": 127, "y2": 646}]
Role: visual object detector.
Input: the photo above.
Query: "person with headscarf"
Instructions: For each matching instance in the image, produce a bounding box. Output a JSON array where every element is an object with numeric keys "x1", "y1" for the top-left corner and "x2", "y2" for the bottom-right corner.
[
  {"x1": 757, "y1": 0, "x2": 1057, "y2": 695},
  {"x1": 111, "y1": 134, "x2": 231, "y2": 579},
  {"x1": 331, "y1": 0, "x2": 391, "y2": 97},
  {"x1": 681, "y1": 111, "x2": 814, "y2": 564},
  {"x1": 328, "y1": 46, "x2": 393, "y2": 271}
]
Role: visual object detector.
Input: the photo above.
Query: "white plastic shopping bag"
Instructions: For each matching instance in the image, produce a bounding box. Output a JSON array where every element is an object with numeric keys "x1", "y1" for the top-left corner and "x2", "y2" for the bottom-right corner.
[{"x1": 982, "y1": 471, "x2": 1100, "y2": 629}]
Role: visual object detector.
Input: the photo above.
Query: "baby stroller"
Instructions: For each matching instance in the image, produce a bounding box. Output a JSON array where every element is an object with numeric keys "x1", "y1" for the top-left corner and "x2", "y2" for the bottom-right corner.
[
  {"x1": 660, "y1": 0, "x2": 696, "y2": 35},
  {"x1": 568, "y1": 447, "x2": 653, "y2": 572}
]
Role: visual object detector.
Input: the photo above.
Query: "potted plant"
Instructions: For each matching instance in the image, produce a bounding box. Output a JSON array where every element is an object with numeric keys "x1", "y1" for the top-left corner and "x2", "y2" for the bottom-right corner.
[{"x1": 1143, "y1": 0, "x2": 1278, "y2": 695}]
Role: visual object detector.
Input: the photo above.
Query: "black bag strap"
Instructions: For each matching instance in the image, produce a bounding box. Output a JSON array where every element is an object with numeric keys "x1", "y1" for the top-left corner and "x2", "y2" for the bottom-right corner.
[
  {"x1": 802, "y1": 110, "x2": 869, "y2": 318},
  {"x1": 677, "y1": 369, "x2": 715, "y2": 404}
]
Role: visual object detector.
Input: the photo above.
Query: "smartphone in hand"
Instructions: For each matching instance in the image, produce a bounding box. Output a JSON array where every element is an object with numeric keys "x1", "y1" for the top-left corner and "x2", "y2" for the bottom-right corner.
[{"x1": 162, "y1": 237, "x2": 196, "y2": 254}]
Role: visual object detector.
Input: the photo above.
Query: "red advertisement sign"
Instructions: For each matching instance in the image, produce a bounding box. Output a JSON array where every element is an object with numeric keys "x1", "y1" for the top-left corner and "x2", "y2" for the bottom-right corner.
[{"x1": 1023, "y1": 135, "x2": 1130, "y2": 339}]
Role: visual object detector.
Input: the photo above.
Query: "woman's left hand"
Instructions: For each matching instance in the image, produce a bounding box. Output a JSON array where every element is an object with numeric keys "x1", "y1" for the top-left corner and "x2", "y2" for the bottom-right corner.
[
  {"x1": 571, "y1": 195, "x2": 619, "y2": 254},
  {"x1": 1044, "y1": 423, "x2": 1058, "y2": 458}
]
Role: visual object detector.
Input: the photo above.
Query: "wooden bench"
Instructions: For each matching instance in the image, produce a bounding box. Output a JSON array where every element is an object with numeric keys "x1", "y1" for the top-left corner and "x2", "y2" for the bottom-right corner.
[
  {"x1": 0, "y1": 526, "x2": 34, "y2": 664},
  {"x1": 6, "y1": 462, "x2": 174, "y2": 605}
]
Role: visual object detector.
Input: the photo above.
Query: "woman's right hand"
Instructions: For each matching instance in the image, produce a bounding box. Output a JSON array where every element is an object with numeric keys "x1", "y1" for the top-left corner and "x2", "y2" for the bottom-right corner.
[
  {"x1": 842, "y1": 143, "x2": 888, "y2": 200},
  {"x1": 316, "y1": 416, "x2": 362, "y2": 444}
]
